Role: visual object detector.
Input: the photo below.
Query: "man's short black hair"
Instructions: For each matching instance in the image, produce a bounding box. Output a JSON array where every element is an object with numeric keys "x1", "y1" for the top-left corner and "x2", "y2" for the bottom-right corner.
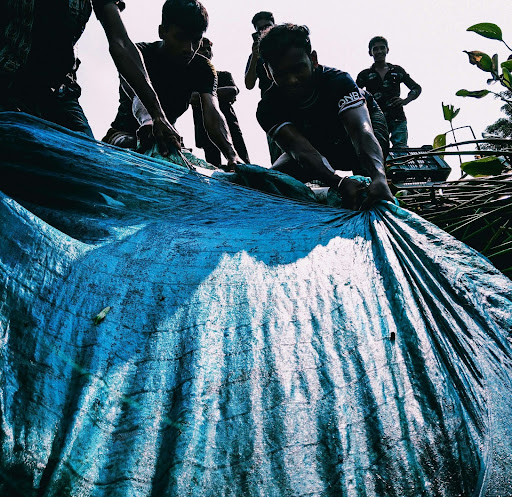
[
  {"x1": 368, "y1": 36, "x2": 388, "y2": 52},
  {"x1": 162, "y1": 0, "x2": 208, "y2": 33},
  {"x1": 259, "y1": 24, "x2": 311, "y2": 68},
  {"x1": 251, "y1": 11, "x2": 274, "y2": 28}
]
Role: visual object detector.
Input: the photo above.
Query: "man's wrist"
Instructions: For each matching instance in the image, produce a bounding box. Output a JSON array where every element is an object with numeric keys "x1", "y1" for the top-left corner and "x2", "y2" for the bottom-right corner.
[{"x1": 226, "y1": 150, "x2": 238, "y2": 162}]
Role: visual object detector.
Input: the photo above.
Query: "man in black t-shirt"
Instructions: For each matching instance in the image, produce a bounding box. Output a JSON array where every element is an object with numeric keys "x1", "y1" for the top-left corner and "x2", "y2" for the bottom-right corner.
[
  {"x1": 256, "y1": 24, "x2": 393, "y2": 209},
  {"x1": 0, "y1": 0, "x2": 178, "y2": 154},
  {"x1": 191, "y1": 38, "x2": 250, "y2": 166},
  {"x1": 245, "y1": 11, "x2": 282, "y2": 165},
  {"x1": 356, "y1": 36, "x2": 421, "y2": 148},
  {"x1": 103, "y1": 0, "x2": 242, "y2": 169}
]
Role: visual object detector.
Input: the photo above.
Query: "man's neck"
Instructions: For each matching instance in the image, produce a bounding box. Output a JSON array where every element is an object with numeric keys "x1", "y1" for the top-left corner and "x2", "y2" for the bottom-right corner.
[{"x1": 373, "y1": 60, "x2": 388, "y2": 70}]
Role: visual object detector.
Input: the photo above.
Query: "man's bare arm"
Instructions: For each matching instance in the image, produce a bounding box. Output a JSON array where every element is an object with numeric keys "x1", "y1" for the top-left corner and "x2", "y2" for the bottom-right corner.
[
  {"x1": 341, "y1": 104, "x2": 394, "y2": 207},
  {"x1": 97, "y1": 2, "x2": 180, "y2": 155},
  {"x1": 200, "y1": 93, "x2": 241, "y2": 169},
  {"x1": 273, "y1": 124, "x2": 339, "y2": 187},
  {"x1": 245, "y1": 44, "x2": 260, "y2": 90},
  {"x1": 273, "y1": 124, "x2": 369, "y2": 209}
]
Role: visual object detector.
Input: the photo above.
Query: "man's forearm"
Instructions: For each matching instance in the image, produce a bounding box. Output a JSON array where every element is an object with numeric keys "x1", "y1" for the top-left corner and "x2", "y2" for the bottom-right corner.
[
  {"x1": 204, "y1": 112, "x2": 237, "y2": 160},
  {"x1": 245, "y1": 55, "x2": 258, "y2": 90},
  {"x1": 288, "y1": 145, "x2": 339, "y2": 188},
  {"x1": 353, "y1": 130, "x2": 387, "y2": 180}
]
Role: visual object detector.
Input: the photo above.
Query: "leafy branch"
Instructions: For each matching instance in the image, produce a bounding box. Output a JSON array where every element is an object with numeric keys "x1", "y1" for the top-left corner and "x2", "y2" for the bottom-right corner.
[{"x1": 457, "y1": 23, "x2": 512, "y2": 104}]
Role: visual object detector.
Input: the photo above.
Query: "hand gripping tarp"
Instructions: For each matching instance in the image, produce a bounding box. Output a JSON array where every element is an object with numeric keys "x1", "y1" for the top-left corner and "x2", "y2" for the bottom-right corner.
[{"x1": 1, "y1": 113, "x2": 512, "y2": 497}]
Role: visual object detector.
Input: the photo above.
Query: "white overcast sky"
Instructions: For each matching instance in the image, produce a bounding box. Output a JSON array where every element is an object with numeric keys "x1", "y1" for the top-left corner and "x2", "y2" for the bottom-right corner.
[{"x1": 76, "y1": 0, "x2": 511, "y2": 174}]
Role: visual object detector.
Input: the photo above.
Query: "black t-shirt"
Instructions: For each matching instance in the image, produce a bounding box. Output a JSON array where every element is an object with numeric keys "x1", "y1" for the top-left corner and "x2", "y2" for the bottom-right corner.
[
  {"x1": 257, "y1": 65, "x2": 365, "y2": 170},
  {"x1": 17, "y1": 0, "x2": 125, "y2": 89},
  {"x1": 245, "y1": 54, "x2": 273, "y2": 95},
  {"x1": 112, "y1": 41, "x2": 217, "y2": 132}
]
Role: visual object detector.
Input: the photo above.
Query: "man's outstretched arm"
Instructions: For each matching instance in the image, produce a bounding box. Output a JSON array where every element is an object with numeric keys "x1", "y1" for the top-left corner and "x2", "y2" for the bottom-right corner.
[
  {"x1": 96, "y1": 2, "x2": 180, "y2": 155},
  {"x1": 200, "y1": 93, "x2": 242, "y2": 169},
  {"x1": 341, "y1": 104, "x2": 394, "y2": 208}
]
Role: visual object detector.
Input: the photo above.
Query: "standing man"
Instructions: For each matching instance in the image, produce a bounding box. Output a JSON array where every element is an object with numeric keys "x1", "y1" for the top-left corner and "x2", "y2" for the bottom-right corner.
[
  {"x1": 102, "y1": 0, "x2": 242, "y2": 170},
  {"x1": 245, "y1": 11, "x2": 282, "y2": 165},
  {"x1": 0, "y1": 0, "x2": 178, "y2": 155},
  {"x1": 356, "y1": 36, "x2": 421, "y2": 149},
  {"x1": 191, "y1": 38, "x2": 250, "y2": 166},
  {"x1": 256, "y1": 24, "x2": 393, "y2": 210}
]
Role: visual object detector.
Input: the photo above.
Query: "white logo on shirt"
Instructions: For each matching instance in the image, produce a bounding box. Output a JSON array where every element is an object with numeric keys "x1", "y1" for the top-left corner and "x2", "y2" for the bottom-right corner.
[{"x1": 338, "y1": 91, "x2": 363, "y2": 111}]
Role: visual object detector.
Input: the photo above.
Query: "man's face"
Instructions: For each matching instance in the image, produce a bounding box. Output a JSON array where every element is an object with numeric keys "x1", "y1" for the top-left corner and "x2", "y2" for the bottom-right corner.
[
  {"x1": 159, "y1": 24, "x2": 203, "y2": 65},
  {"x1": 370, "y1": 42, "x2": 388, "y2": 62},
  {"x1": 197, "y1": 41, "x2": 212, "y2": 60},
  {"x1": 254, "y1": 18, "x2": 274, "y2": 37},
  {"x1": 267, "y1": 47, "x2": 317, "y2": 101}
]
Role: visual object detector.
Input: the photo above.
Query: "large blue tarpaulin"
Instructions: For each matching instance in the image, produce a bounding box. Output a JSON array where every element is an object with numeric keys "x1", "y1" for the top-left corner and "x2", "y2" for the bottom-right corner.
[{"x1": 1, "y1": 113, "x2": 512, "y2": 496}]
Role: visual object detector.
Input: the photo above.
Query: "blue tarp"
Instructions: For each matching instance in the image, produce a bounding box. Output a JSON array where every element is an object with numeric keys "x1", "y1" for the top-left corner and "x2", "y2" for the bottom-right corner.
[{"x1": 1, "y1": 113, "x2": 512, "y2": 496}]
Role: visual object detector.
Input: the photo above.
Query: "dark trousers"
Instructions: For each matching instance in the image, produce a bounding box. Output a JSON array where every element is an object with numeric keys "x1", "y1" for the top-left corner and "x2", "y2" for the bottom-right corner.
[{"x1": 0, "y1": 84, "x2": 94, "y2": 138}]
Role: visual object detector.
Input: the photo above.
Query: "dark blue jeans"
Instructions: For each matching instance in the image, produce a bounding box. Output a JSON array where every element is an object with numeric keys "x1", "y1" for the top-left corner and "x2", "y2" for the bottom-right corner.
[{"x1": 388, "y1": 119, "x2": 408, "y2": 148}]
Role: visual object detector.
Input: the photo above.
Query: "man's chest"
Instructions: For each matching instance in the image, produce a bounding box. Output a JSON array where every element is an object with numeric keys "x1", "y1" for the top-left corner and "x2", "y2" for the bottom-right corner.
[{"x1": 290, "y1": 97, "x2": 345, "y2": 142}]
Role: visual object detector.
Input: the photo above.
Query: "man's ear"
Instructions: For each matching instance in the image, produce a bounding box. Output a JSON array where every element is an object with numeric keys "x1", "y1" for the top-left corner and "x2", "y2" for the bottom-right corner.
[
  {"x1": 311, "y1": 50, "x2": 319, "y2": 69},
  {"x1": 263, "y1": 63, "x2": 274, "y2": 82},
  {"x1": 158, "y1": 24, "x2": 165, "y2": 40}
]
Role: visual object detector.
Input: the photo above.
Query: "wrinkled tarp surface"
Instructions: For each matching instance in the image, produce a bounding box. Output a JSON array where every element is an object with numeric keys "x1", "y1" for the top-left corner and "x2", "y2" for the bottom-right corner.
[{"x1": 1, "y1": 113, "x2": 512, "y2": 497}]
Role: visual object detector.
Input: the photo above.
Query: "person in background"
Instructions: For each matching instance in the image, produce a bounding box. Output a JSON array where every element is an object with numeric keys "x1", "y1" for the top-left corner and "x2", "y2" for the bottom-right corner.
[
  {"x1": 256, "y1": 24, "x2": 394, "y2": 210},
  {"x1": 191, "y1": 38, "x2": 250, "y2": 166},
  {"x1": 356, "y1": 36, "x2": 421, "y2": 149},
  {"x1": 102, "y1": 0, "x2": 242, "y2": 169},
  {"x1": 245, "y1": 11, "x2": 282, "y2": 165},
  {"x1": 0, "y1": 0, "x2": 178, "y2": 155}
]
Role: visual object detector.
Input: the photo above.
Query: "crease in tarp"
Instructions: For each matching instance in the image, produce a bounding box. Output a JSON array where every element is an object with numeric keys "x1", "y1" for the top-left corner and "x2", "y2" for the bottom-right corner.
[{"x1": 0, "y1": 113, "x2": 512, "y2": 496}]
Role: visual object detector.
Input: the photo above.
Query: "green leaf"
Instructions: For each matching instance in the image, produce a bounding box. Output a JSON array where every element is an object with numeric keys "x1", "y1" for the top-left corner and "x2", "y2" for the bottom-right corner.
[
  {"x1": 433, "y1": 133, "x2": 446, "y2": 159},
  {"x1": 433, "y1": 133, "x2": 446, "y2": 149},
  {"x1": 501, "y1": 60, "x2": 512, "y2": 71},
  {"x1": 442, "y1": 102, "x2": 460, "y2": 122},
  {"x1": 94, "y1": 306, "x2": 112, "y2": 325},
  {"x1": 491, "y1": 54, "x2": 499, "y2": 78},
  {"x1": 460, "y1": 156, "x2": 505, "y2": 177},
  {"x1": 502, "y1": 67, "x2": 512, "y2": 89},
  {"x1": 463, "y1": 50, "x2": 493, "y2": 72},
  {"x1": 467, "y1": 23, "x2": 503, "y2": 41},
  {"x1": 456, "y1": 89, "x2": 491, "y2": 98}
]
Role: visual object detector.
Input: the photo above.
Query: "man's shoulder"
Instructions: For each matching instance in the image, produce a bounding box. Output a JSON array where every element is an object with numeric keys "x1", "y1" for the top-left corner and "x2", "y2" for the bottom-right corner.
[
  {"x1": 189, "y1": 53, "x2": 216, "y2": 73},
  {"x1": 316, "y1": 66, "x2": 358, "y2": 93},
  {"x1": 91, "y1": 0, "x2": 125, "y2": 14},
  {"x1": 356, "y1": 67, "x2": 373, "y2": 79},
  {"x1": 135, "y1": 41, "x2": 160, "y2": 57},
  {"x1": 356, "y1": 67, "x2": 375, "y2": 81},
  {"x1": 388, "y1": 63, "x2": 406, "y2": 73},
  {"x1": 318, "y1": 65, "x2": 354, "y2": 82},
  {"x1": 217, "y1": 70, "x2": 234, "y2": 85}
]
